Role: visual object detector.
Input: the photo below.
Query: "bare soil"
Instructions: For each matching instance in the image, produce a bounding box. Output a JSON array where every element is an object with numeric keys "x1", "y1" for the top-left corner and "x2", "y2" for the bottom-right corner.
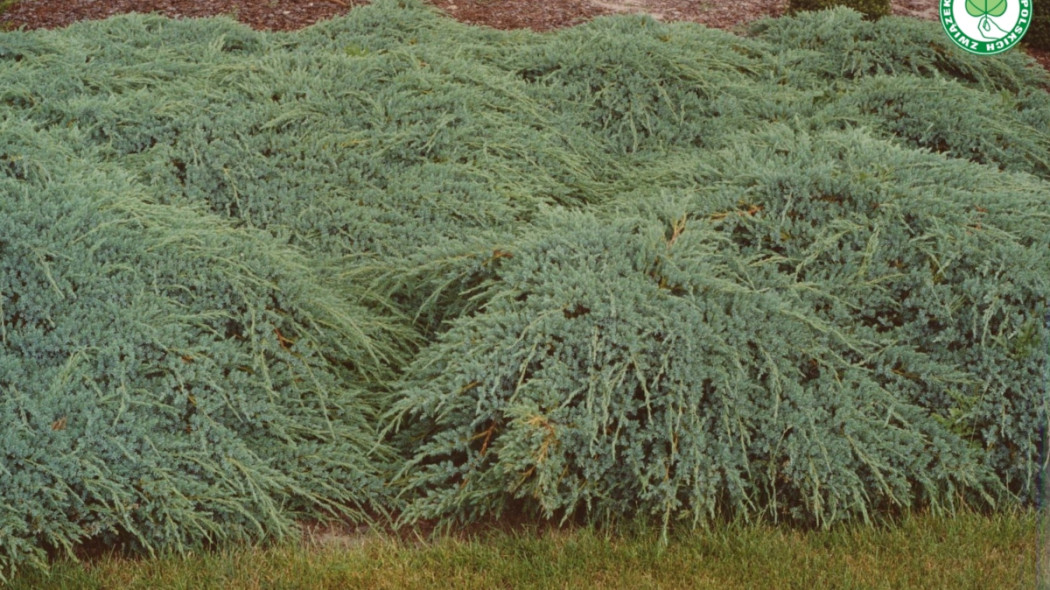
[{"x1": 0, "y1": 0, "x2": 952, "y2": 34}]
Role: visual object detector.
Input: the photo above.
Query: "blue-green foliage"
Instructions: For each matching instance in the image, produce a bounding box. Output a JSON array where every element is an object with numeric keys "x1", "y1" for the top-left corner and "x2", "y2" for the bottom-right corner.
[
  {"x1": 0, "y1": 116, "x2": 409, "y2": 575},
  {"x1": 825, "y1": 75, "x2": 1050, "y2": 177},
  {"x1": 0, "y1": 0, "x2": 1047, "y2": 578},
  {"x1": 393, "y1": 130, "x2": 1048, "y2": 529},
  {"x1": 750, "y1": 8, "x2": 1045, "y2": 92}
]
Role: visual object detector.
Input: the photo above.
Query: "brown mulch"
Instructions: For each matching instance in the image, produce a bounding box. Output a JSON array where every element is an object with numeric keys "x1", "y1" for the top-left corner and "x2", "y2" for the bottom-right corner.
[
  {"x1": 1, "y1": 0, "x2": 364, "y2": 32},
  {"x1": 1, "y1": 0, "x2": 1047, "y2": 72},
  {"x1": 429, "y1": 0, "x2": 610, "y2": 32},
  {"x1": 0, "y1": 0, "x2": 924, "y2": 33}
]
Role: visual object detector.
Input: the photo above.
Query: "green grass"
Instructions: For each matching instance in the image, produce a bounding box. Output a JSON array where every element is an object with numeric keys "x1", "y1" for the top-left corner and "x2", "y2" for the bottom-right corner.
[{"x1": 5, "y1": 508, "x2": 1040, "y2": 589}]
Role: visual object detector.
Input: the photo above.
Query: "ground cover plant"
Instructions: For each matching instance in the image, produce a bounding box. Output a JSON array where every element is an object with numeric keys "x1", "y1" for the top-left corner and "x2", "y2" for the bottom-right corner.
[{"x1": 0, "y1": 0, "x2": 1047, "y2": 580}]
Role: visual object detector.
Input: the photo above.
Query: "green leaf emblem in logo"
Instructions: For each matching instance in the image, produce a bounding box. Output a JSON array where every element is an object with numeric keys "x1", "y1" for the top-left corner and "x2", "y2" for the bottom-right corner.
[
  {"x1": 942, "y1": 0, "x2": 1031, "y2": 54},
  {"x1": 964, "y1": 0, "x2": 1010, "y2": 38},
  {"x1": 965, "y1": 0, "x2": 1007, "y2": 18}
]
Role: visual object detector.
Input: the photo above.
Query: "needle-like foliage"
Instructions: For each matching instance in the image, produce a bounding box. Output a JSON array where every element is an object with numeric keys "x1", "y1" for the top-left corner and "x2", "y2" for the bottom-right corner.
[
  {"x1": 0, "y1": 0, "x2": 1047, "y2": 578},
  {"x1": 0, "y1": 118, "x2": 411, "y2": 577}
]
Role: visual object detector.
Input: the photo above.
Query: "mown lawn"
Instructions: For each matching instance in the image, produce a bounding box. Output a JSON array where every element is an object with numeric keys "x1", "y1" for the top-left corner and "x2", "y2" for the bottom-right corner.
[{"x1": 7, "y1": 508, "x2": 1040, "y2": 589}]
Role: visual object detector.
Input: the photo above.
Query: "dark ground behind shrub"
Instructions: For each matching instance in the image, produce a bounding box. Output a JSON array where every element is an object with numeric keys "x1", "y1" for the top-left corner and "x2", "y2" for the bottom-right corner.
[{"x1": 789, "y1": 0, "x2": 892, "y2": 20}]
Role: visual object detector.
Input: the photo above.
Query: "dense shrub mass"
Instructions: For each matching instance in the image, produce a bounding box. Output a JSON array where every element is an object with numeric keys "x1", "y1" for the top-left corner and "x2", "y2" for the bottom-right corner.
[
  {"x1": 0, "y1": 117, "x2": 411, "y2": 575},
  {"x1": 392, "y1": 130, "x2": 1048, "y2": 530},
  {"x1": 1, "y1": 0, "x2": 1047, "y2": 578}
]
